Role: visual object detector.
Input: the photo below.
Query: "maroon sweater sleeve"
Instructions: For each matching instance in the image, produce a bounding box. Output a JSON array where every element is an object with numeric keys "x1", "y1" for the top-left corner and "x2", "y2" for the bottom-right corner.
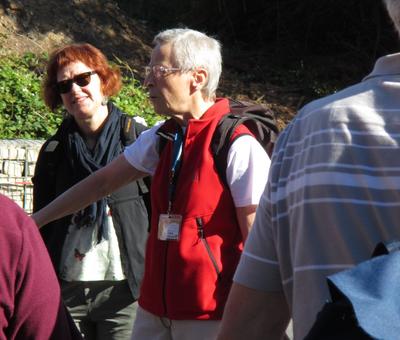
[{"x1": 0, "y1": 195, "x2": 81, "y2": 340}]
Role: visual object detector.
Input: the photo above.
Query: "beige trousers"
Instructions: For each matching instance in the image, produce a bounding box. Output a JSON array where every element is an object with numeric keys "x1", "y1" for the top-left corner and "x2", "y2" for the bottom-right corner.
[{"x1": 131, "y1": 306, "x2": 221, "y2": 340}]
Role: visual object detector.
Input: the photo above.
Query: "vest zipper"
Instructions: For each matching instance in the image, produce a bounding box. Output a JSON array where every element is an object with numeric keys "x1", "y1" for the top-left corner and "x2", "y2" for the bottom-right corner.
[
  {"x1": 162, "y1": 242, "x2": 169, "y2": 315},
  {"x1": 196, "y1": 217, "x2": 221, "y2": 279}
]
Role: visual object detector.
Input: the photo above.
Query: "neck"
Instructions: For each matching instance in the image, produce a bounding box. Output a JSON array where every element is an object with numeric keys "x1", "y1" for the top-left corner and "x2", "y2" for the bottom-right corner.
[
  {"x1": 76, "y1": 104, "x2": 109, "y2": 148},
  {"x1": 174, "y1": 97, "x2": 216, "y2": 126}
]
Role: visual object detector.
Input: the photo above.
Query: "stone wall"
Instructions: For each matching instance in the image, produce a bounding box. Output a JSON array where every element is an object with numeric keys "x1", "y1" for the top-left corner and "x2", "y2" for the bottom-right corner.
[{"x1": 0, "y1": 140, "x2": 44, "y2": 213}]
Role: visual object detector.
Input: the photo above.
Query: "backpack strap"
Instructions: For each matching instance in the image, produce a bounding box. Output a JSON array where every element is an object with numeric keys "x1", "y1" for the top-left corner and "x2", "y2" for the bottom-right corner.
[
  {"x1": 32, "y1": 118, "x2": 72, "y2": 212},
  {"x1": 119, "y1": 113, "x2": 153, "y2": 230},
  {"x1": 120, "y1": 114, "x2": 150, "y2": 195},
  {"x1": 120, "y1": 113, "x2": 148, "y2": 146},
  {"x1": 211, "y1": 100, "x2": 279, "y2": 187},
  {"x1": 211, "y1": 117, "x2": 254, "y2": 187},
  {"x1": 155, "y1": 119, "x2": 178, "y2": 156}
]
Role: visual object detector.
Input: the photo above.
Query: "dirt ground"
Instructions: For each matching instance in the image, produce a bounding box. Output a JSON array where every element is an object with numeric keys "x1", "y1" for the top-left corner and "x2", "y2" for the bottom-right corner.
[{"x1": 0, "y1": 0, "x2": 299, "y2": 127}]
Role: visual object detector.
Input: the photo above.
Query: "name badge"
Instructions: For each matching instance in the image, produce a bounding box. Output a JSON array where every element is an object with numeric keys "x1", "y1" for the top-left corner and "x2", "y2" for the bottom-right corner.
[{"x1": 158, "y1": 214, "x2": 182, "y2": 241}]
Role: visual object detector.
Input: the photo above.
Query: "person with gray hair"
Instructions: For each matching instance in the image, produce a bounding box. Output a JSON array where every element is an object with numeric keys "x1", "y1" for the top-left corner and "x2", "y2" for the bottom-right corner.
[
  {"x1": 217, "y1": 1, "x2": 400, "y2": 339},
  {"x1": 32, "y1": 28, "x2": 271, "y2": 340},
  {"x1": 152, "y1": 28, "x2": 222, "y2": 99}
]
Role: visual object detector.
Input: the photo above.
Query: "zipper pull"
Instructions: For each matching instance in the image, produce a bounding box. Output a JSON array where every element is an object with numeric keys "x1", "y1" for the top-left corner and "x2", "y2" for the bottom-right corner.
[{"x1": 196, "y1": 217, "x2": 204, "y2": 238}]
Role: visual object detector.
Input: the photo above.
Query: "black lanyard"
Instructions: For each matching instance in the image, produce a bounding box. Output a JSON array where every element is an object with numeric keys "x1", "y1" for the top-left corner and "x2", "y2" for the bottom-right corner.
[{"x1": 167, "y1": 129, "x2": 183, "y2": 214}]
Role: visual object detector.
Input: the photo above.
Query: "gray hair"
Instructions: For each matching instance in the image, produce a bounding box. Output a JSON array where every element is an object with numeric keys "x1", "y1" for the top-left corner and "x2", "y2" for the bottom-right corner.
[
  {"x1": 384, "y1": 0, "x2": 400, "y2": 38},
  {"x1": 153, "y1": 28, "x2": 222, "y2": 99}
]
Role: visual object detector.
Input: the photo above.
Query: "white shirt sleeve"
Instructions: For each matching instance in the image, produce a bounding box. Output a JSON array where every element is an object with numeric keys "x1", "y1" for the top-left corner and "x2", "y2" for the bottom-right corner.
[
  {"x1": 123, "y1": 124, "x2": 161, "y2": 176},
  {"x1": 226, "y1": 135, "x2": 271, "y2": 207}
]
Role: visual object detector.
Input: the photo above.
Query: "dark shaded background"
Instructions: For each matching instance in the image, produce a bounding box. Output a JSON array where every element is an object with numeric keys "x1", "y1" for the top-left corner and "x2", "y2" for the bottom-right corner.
[
  {"x1": 114, "y1": 0, "x2": 400, "y2": 121},
  {"x1": 1, "y1": 0, "x2": 399, "y2": 124},
  {"x1": 116, "y1": 0, "x2": 399, "y2": 63}
]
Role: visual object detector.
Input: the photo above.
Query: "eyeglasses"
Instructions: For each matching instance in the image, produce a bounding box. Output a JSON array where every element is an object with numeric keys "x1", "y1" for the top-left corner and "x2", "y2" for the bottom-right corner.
[
  {"x1": 144, "y1": 65, "x2": 181, "y2": 78},
  {"x1": 56, "y1": 71, "x2": 97, "y2": 94}
]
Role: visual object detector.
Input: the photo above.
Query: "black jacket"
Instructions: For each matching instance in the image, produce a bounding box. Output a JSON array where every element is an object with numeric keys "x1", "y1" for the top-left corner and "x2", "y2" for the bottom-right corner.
[{"x1": 32, "y1": 103, "x2": 149, "y2": 299}]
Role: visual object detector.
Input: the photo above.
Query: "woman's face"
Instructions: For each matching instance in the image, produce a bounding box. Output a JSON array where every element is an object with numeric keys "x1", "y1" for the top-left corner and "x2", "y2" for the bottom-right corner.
[{"x1": 57, "y1": 61, "x2": 104, "y2": 124}]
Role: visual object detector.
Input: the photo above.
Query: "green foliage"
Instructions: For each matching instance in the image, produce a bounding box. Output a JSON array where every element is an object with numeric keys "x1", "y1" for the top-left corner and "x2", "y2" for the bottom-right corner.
[
  {"x1": 0, "y1": 52, "x2": 62, "y2": 139},
  {"x1": 0, "y1": 53, "x2": 158, "y2": 139},
  {"x1": 112, "y1": 58, "x2": 161, "y2": 126}
]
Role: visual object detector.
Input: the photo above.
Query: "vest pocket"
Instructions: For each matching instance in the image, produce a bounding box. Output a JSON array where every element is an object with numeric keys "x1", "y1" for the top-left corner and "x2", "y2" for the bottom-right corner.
[{"x1": 196, "y1": 217, "x2": 221, "y2": 279}]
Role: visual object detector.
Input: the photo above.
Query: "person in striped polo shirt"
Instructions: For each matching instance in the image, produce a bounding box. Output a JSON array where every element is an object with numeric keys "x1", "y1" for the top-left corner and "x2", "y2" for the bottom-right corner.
[{"x1": 218, "y1": 0, "x2": 400, "y2": 339}]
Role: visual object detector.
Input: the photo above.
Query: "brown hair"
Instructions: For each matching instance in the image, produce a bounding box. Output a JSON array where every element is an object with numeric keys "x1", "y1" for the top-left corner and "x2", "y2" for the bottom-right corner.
[{"x1": 43, "y1": 43, "x2": 122, "y2": 111}]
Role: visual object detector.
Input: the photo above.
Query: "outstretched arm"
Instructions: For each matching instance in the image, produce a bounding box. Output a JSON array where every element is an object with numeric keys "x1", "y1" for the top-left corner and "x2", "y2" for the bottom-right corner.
[
  {"x1": 218, "y1": 283, "x2": 290, "y2": 340},
  {"x1": 32, "y1": 154, "x2": 148, "y2": 228}
]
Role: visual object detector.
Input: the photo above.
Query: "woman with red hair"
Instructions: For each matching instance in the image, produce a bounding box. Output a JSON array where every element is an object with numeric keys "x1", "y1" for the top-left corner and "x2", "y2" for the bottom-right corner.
[{"x1": 33, "y1": 43, "x2": 149, "y2": 340}]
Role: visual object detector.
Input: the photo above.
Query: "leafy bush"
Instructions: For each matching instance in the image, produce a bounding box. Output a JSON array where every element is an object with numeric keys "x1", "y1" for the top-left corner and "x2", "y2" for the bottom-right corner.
[
  {"x1": 0, "y1": 53, "x2": 157, "y2": 139},
  {"x1": 0, "y1": 53, "x2": 61, "y2": 139},
  {"x1": 112, "y1": 58, "x2": 161, "y2": 126}
]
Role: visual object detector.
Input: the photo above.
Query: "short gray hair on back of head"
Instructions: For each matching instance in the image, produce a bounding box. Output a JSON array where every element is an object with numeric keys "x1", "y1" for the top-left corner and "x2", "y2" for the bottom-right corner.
[
  {"x1": 384, "y1": 0, "x2": 400, "y2": 38},
  {"x1": 153, "y1": 28, "x2": 222, "y2": 99}
]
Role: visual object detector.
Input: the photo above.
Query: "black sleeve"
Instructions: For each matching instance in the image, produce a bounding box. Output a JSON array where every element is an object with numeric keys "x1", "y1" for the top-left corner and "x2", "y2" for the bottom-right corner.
[{"x1": 31, "y1": 140, "x2": 58, "y2": 213}]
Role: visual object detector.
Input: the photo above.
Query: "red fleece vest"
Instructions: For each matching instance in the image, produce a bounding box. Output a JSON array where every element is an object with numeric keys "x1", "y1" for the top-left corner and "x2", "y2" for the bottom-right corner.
[{"x1": 138, "y1": 99, "x2": 250, "y2": 320}]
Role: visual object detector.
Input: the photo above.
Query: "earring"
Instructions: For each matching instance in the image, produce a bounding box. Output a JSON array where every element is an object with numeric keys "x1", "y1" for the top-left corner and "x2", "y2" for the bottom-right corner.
[{"x1": 101, "y1": 97, "x2": 108, "y2": 106}]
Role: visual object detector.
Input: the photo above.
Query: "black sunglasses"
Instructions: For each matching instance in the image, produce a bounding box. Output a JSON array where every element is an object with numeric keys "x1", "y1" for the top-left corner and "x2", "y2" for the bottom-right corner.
[{"x1": 56, "y1": 71, "x2": 97, "y2": 94}]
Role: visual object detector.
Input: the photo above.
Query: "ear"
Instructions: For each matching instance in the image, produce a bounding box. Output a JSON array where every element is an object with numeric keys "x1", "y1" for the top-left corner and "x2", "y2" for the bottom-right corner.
[{"x1": 190, "y1": 67, "x2": 208, "y2": 93}]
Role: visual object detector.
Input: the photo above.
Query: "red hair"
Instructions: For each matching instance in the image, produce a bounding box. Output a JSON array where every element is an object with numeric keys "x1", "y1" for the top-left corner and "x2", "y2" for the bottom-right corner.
[{"x1": 43, "y1": 43, "x2": 122, "y2": 111}]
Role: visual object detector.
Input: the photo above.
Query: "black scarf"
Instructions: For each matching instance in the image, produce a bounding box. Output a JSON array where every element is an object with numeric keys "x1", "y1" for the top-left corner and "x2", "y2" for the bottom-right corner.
[{"x1": 64, "y1": 102, "x2": 123, "y2": 242}]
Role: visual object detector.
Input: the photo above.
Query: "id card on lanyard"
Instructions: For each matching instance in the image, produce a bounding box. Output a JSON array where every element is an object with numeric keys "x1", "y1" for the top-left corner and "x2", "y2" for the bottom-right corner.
[
  {"x1": 158, "y1": 129, "x2": 183, "y2": 241},
  {"x1": 158, "y1": 214, "x2": 182, "y2": 241}
]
